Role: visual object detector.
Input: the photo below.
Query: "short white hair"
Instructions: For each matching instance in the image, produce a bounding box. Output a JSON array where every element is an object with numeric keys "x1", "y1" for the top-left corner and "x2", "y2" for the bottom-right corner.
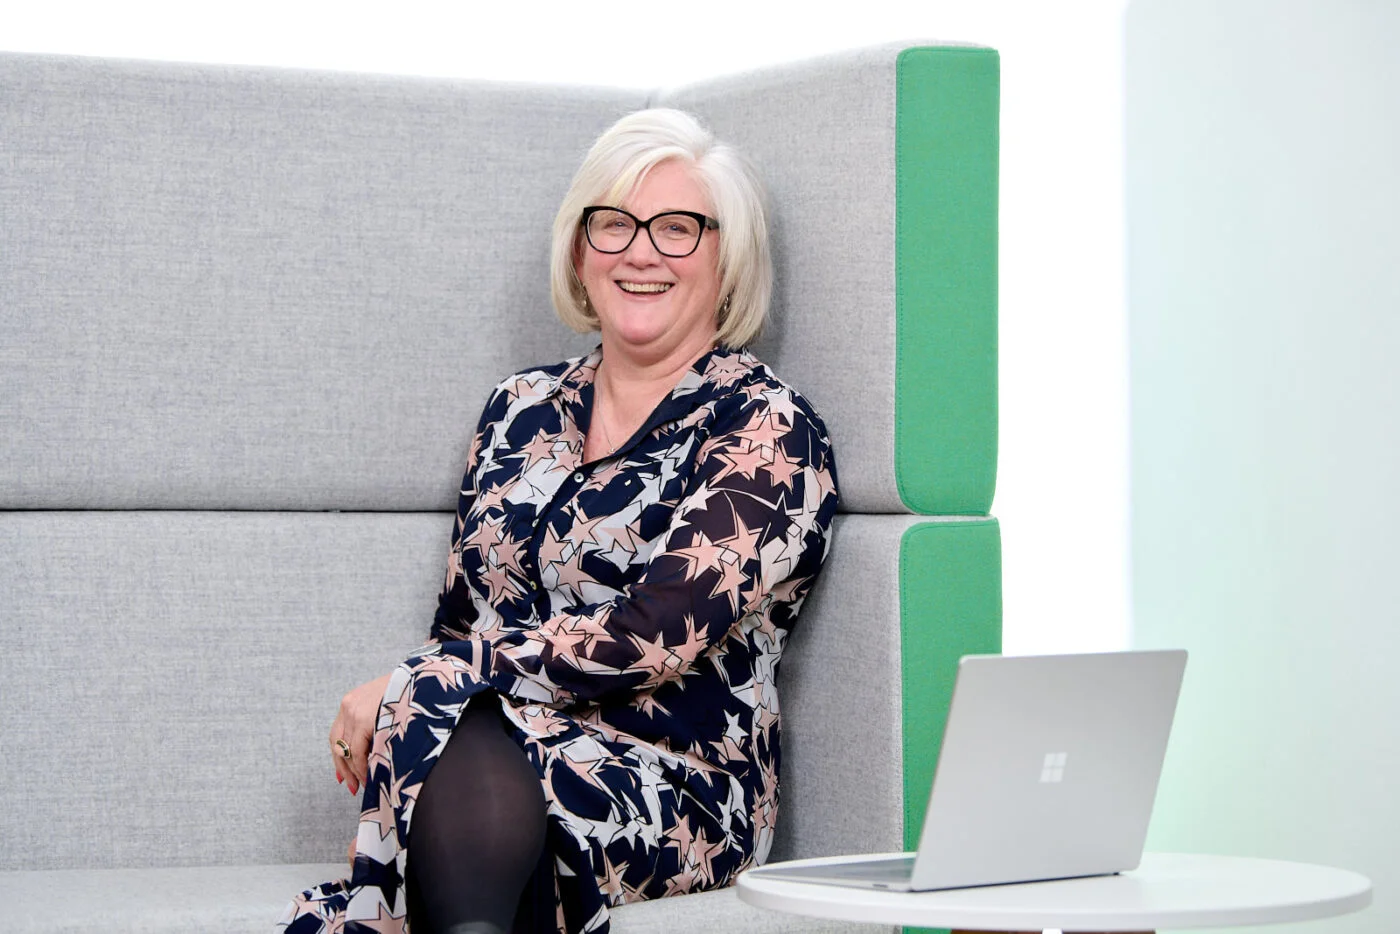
[{"x1": 549, "y1": 108, "x2": 772, "y2": 348}]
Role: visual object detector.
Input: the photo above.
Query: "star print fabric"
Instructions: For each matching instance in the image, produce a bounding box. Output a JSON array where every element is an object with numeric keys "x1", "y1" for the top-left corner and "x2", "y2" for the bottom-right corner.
[{"x1": 279, "y1": 346, "x2": 839, "y2": 934}]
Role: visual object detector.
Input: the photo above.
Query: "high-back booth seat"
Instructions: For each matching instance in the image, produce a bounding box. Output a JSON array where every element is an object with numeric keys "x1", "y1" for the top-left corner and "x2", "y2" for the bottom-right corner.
[{"x1": 0, "y1": 42, "x2": 1000, "y2": 934}]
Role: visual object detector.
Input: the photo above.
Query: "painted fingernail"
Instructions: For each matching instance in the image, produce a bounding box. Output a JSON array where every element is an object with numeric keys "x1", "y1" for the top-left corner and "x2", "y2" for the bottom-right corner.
[{"x1": 337, "y1": 774, "x2": 344, "y2": 784}]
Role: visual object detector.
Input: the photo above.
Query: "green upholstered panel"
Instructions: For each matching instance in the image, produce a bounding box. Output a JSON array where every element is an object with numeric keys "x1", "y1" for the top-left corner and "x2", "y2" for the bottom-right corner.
[
  {"x1": 895, "y1": 48, "x2": 1000, "y2": 516},
  {"x1": 894, "y1": 50, "x2": 1000, "y2": 934},
  {"x1": 900, "y1": 518, "x2": 1003, "y2": 934}
]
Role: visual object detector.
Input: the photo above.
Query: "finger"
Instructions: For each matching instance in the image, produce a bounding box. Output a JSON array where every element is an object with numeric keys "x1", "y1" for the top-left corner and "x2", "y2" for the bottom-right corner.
[
  {"x1": 343, "y1": 755, "x2": 359, "y2": 795},
  {"x1": 329, "y1": 734, "x2": 355, "y2": 786},
  {"x1": 329, "y1": 718, "x2": 349, "y2": 782},
  {"x1": 349, "y1": 727, "x2": 371, "y2": 789}
]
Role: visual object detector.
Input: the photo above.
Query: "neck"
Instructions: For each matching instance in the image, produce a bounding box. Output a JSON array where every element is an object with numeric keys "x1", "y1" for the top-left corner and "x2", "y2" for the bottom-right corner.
[
  {"x1": 587, "y1": 332, "x2": 717, "y2": 461},
  {"x1": 597, "y1": 328, "x2": 718, "y2": 393}
]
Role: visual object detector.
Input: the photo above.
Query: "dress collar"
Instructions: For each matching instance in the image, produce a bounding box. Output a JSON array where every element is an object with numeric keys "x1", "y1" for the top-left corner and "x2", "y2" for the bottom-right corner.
[{"x1": 550, "y1": 345, "x2": 759, "y2": 462}]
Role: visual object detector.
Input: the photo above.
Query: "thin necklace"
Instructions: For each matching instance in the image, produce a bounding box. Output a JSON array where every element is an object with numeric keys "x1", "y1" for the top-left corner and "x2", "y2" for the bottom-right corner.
[
  {"x1": 594, "y1": 367, "x2": 620, "y2": 456},
  {"x1": 596, "y1": 398, "x2": 619, "y2": 455}
]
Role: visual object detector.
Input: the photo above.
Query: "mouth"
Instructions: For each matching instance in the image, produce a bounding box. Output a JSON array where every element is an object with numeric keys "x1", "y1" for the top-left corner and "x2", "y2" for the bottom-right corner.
[{"x1": 617, "y1": 281, "x2": 673, "y2": 295}]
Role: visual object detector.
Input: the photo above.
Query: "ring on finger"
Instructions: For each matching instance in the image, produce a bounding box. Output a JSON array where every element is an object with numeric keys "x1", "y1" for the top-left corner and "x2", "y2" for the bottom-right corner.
[{"x1": 333, "y1": 738, "x2": 352, "y2": 761}]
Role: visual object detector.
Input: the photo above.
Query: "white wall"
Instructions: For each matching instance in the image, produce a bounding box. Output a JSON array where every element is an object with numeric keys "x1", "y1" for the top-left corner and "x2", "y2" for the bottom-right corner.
[
  {"x1": 2, "y1": 0, "x2": 1133, "y2": 657},
  {"x1": 1127, "y1": 1, "x2": 1400, "y2": 931}
]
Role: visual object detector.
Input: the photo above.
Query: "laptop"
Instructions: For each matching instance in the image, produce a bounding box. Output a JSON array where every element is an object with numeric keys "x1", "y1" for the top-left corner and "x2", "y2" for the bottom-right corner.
[{"x1": 748, "y1": 649, "x2": 1187, "y2": 891}]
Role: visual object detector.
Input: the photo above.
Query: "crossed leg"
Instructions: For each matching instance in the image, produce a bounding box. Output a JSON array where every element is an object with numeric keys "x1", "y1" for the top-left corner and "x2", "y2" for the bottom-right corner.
[{"x1": 404, "y1": 693, "x2": 548, "y2": 934}]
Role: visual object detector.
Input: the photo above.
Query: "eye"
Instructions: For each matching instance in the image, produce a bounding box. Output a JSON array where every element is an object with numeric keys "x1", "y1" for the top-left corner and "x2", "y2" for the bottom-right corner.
[
  {"x1": 587, "y1": 210, "x2": 635, "y2": 239},
  {"x1": 656, "y1": 214, "x2": 700, "y2": 239}
]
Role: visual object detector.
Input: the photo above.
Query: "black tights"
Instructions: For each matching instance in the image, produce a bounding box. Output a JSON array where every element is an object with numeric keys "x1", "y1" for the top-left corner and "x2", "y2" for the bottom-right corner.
[{"x1": 405, "y1": 693, "x2": 547, "y2": 934}]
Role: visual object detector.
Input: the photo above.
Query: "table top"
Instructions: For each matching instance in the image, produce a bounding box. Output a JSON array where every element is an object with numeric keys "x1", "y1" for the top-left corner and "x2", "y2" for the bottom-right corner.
[{"x1": 737, "y1": 851, "x2": 1372, "y2": 931}]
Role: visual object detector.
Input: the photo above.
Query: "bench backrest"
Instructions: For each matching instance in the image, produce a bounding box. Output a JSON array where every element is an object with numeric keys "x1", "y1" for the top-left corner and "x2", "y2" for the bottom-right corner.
[{"x1": 0, "y1": 44, "x2": 1000, "y2": 870}]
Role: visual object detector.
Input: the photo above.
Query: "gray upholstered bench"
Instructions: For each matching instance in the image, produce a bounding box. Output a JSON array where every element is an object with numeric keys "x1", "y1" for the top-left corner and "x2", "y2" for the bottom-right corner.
[{"x1": 0, "y1": 42, "x2": 1000, "y2": 934}]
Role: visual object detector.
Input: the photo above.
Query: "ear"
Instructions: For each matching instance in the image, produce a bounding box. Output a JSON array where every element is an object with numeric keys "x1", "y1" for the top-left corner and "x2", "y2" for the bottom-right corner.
[
  {"x1": 572, "y1": 232, "x2": 584, "y2": 275},
  {"x1": 570, "y1": 234, "x2": 593, "y2": 309}
]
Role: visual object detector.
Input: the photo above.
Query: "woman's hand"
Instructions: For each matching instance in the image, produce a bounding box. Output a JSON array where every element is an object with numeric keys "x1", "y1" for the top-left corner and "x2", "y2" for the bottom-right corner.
[{"x1": 329, "y1": 673, "x2": 392, "y2": 795}]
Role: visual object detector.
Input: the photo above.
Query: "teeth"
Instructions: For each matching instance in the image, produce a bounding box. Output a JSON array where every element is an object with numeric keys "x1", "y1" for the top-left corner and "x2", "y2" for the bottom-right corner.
[{"x1": 619, "y1": 282, "x2": 672, "y2": 294}]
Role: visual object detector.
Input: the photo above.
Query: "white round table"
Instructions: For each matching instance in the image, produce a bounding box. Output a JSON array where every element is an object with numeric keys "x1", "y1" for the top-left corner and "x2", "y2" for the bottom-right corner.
[{"x1": 737, "y1": 852, "x2": 1372, "y2": 931}]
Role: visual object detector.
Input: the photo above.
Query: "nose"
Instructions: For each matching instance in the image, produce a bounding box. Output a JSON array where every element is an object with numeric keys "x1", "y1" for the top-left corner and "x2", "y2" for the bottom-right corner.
[{"x1": 621, "y1": 225, "x2": 663, "y2": 264}]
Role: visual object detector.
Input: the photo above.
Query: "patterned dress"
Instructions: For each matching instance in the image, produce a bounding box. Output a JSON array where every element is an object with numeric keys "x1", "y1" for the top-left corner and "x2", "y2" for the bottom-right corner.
[{"x1": 280, "y1": 345, "x2": 839, "y2": 934}]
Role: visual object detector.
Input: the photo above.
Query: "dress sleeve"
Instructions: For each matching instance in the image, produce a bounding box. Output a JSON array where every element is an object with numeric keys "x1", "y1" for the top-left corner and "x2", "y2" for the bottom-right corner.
[
  {"x1": 429, "y1": 384, "x2": 511, "y2": 644},
  {"x1": 442, "y1": 392, "x2": 840, "y2": 706}
]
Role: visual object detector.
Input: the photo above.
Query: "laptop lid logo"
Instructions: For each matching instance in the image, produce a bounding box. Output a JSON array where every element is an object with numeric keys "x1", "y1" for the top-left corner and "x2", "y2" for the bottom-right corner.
[{"x1": 1040, "y1": 752, "x2": 1068, "y2": 783}]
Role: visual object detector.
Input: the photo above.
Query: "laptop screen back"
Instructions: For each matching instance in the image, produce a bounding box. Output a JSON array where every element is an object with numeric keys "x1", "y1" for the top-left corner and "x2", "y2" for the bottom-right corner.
[{"x1": 910, "y1": 649, "x2": 1187, "y2": 890}]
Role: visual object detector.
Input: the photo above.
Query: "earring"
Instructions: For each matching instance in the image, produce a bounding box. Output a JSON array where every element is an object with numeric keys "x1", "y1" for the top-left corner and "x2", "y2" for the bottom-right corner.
[{"x1": 720, "y1": 294, "x2": 732, "y2": 316}]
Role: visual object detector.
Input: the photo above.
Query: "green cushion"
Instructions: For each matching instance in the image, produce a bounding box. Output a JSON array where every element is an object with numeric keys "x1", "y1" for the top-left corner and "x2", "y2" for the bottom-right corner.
[
  {"x1": 896, "y1": 47, "x2": 1000, "y2": 516},
  {"x1": 896, "y1": 49, "x2": 1001, "y2": 932},
  {"x1": 901, "y1": 518, "x2": 1003, "y2": 934}
]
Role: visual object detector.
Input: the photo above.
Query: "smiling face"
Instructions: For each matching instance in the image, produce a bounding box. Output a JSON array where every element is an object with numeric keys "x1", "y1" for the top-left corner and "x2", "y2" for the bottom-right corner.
[{"x1": 574, "y1": 159, "x2": 722, "y2": 367}]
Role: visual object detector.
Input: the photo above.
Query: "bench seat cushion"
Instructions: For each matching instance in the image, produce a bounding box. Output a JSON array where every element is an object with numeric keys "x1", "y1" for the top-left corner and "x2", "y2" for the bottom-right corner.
[{"x1": 0, "y1": 865, "x2": 884, "y2": 934}]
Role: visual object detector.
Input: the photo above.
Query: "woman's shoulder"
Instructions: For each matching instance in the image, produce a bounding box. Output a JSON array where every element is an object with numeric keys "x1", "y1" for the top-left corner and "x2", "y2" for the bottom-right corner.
[
  {"x1": 491, "y1": 350, "x2": 597, "y2": 399},
  {"x1": 702, "y1": 348, "x2": 833, "y2": 446},
  {"x1": 466, "y1": 351, "x2": 596, "y2": 435},
  {"x1": 698, "y1": 347, "x2": 840, "y2": 508}
]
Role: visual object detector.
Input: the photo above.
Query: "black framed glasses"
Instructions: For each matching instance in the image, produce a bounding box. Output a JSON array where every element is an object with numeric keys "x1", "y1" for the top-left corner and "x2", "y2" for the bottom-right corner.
[{"x1": 581, "y1": 206, "x2": 719, "y2": 258}]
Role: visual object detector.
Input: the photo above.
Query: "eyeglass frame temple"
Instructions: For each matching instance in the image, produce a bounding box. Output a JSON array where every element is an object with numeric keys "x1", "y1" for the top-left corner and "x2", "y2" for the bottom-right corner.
[{"x1": 579, "y1": 206, "x2": 720, "y2": 258}]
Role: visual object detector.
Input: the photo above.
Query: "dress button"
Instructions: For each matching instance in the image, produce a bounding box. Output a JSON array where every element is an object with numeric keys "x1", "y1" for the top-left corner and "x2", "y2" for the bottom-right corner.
[{"x1": 573, "y1": 472, "x2": 585, "y2": 483}]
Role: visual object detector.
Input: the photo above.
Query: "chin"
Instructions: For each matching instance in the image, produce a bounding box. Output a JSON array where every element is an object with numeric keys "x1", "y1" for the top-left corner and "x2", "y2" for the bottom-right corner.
[
  {"x1": 613, "y1": 330, "x2": 671, "y2": 352},
  {"x1": 607, "y1": 315, "x2": 672, "y2": 347}
]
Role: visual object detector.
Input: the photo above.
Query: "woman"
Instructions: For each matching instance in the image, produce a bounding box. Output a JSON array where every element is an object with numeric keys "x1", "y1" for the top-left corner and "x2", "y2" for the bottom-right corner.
[{"x1": 280, "y1": 108, "x2": 839, "y2": 934}]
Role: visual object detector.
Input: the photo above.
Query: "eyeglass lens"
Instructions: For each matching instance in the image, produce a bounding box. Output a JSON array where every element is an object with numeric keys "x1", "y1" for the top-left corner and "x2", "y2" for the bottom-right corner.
[{"x1": 586, "y1": 210, "x2": 703, "y2": 257}]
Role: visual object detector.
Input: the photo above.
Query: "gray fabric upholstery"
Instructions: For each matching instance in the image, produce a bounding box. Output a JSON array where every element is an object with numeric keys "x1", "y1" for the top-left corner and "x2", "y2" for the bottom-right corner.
[
  {"x1": 0, "y1": 512, "x2": 914, "y2": 871},
  {"x1": 2, "y1": 864, "x2": 347, "y2": 934},
  {"x1": 1, "y1": 48, "x2": 914, "y2": 514},
  {"x1": 770, "y1": 515, "x2": 912, "y2": 864},
  {"x1": 1, "y1": 511, "x2": 438, "y2": 871},
  {"x1": 1, "y1": 512, "x2": 916, "y2": 929},
  {"x1": 0, "y1": 53, "x2": 627, "y2": 512},
  {"x1": 0, "y1": 865, "x2": 890, "y2": 934}
]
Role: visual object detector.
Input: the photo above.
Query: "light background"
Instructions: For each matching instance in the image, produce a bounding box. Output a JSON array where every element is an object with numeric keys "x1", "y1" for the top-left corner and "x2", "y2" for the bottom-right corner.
[
  {"x1": 2, "y1": 0, "x2": 1133, "y2": 658},
  {"x1": 1128, "y1": 1, "x2": 1398, "y2": 932}
]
